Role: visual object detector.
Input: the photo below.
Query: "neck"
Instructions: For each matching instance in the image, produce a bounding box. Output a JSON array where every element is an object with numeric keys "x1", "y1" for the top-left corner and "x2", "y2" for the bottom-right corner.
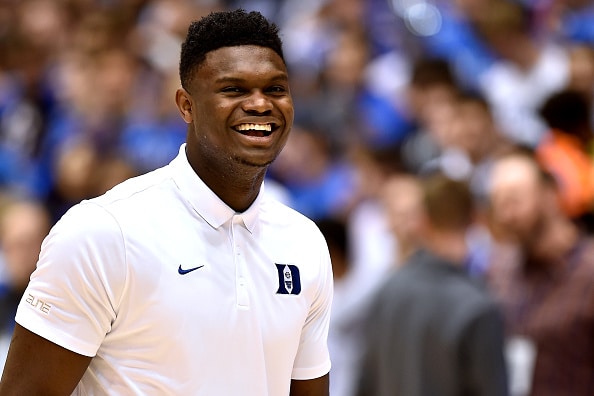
[
  {"x1": 216, "y1": 170, "x2": 266, "y2": 212},
  {"x1": 423, "y1": 228, "x2": 468, "y2": 265},
  {"x1": 187, "y1": 154, "x2": 267, "y2": 213},
  {"x1": 396, "y1": 237, "x2": 419, "y2": 267}
]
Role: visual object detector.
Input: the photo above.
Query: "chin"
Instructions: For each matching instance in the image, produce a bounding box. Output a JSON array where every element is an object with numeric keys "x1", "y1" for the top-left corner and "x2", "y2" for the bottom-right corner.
[
  {"x1": 236, "y1": 150, "x2": 281, "y2": 168},
  {"x1": 236, "y1": 155, "x2": 275, "y2": 168}
]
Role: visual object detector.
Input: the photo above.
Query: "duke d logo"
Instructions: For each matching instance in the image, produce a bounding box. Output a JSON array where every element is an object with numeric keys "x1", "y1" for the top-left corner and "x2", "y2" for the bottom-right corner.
[{"x1": 275, "y1": 264, "x2": 301, "y2": 295}]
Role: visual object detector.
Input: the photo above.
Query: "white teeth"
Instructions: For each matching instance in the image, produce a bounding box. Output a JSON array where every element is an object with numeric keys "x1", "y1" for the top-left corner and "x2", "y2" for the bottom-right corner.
[{"x1": 236, "y1": 123, "x2": 272, "y2": 132}]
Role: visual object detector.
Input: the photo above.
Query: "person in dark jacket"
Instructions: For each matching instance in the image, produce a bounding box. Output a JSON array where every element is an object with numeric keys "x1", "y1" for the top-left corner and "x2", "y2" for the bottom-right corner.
[{"x1": 356, "y1": 172, "x2": 509, "y2": 396}]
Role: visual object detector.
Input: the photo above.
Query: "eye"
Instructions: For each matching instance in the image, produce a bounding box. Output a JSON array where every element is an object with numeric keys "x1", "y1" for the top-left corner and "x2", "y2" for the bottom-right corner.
[
  {"x1": 266, "y1": 85, "x2": 288, "y2": 95},
  {"x1": 221, "y1": 86, "x2": 244, "y2": 94}
]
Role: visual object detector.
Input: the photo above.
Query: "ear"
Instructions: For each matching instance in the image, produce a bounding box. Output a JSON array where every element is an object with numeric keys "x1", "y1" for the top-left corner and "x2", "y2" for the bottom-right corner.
[{"x1": 175, "y1": 88, "x2": 193, "y2": 123}]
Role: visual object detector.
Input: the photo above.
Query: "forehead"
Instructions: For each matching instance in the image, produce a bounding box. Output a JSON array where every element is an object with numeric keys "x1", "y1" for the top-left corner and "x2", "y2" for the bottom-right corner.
[
  {"x1": 383, "y1": 176, "x2": 422, "y2": 201},
  {"x1": 194, "y1": 45, "x2": 288, "y2": 83},
  {"x1": 489, "y1": 156, "x2": 540, "y2": 195}
]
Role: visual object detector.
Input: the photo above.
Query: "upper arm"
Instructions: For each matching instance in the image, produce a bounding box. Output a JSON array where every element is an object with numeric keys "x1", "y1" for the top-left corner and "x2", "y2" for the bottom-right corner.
[
  {"x1": 290, "y1": 373, "x2": 329, "y2": 396},
  {"x1": 0, "y1": 324, "x2": 91, "y2": 395},
  {"x1": 15, "y1": 203, "x2": 125, "y2": 357},
  {"x1": 0, "y1": 203, "x2": 124, "y2": 395}
]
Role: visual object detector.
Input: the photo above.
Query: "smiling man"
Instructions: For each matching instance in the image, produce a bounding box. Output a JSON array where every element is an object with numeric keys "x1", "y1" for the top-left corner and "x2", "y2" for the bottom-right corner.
[{"x1": 0, "y1": 10, "x2": 333, "y2": 396}]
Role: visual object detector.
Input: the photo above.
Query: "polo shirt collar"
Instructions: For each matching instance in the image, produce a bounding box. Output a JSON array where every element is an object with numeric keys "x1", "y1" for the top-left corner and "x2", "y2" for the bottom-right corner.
[{"x1": 170, "y1": 144, "x2": 262, "y2": 233}]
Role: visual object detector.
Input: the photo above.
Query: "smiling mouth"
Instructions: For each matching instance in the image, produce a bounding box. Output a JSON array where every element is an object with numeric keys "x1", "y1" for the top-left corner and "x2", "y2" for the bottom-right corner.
[{"x1": 233, "y1": 123, "x2": 276, "y2": 137}]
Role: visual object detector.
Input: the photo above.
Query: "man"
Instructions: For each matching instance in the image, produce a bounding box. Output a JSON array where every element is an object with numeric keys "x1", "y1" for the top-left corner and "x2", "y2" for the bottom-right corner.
[
  {"x1": 356, "y1": 173, "x2": 509, "y2": 396},
  {"x1": 0, "y1": 9, "x2": 332, "y2": 396},
  {"x1": 487, "y1": 148, "x2": 594, "y2": 396}
]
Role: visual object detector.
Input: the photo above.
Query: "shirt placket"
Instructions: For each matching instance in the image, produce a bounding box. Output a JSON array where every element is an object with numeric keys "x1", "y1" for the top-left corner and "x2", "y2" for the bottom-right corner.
[{"x1": 231, "y1": 214, "x2": 250, "y2": 309}]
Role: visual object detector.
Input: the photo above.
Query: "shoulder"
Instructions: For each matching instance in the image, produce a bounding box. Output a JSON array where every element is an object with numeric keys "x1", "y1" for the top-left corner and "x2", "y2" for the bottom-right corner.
[
  {"x1": 52, "y1": 201, "x2": 122, "y2": 245},
  {"x1": 383, "y1": 252, "x2": 496, "y2": 310},
  {"x1": 50, "y1": 166, "x2": 174, "y2": 247},
  {"x1": 90, "y1": 166, "x2": 173, "y2": 209},
  {"x1": 260, "y1": 197, "x2": 326, "y2": 243}
]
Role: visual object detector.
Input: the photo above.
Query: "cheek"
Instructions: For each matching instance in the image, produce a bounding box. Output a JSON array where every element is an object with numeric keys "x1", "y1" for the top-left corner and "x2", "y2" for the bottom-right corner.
[
  {"x1": 192, "y1": 107, "x2": 227, "y2": 139},
  {"x1": 279, "y1": 97, "x2": 294, "y2": 123},
  {"x1": 194, "y1": 96, "x2": 233, "y2": 122},
  {"x1": 499, "y1": 200, "x2": 539, "y2": 229},
  {"x1": 514, "y1": 202, "x2": 539, "y2": 224}
]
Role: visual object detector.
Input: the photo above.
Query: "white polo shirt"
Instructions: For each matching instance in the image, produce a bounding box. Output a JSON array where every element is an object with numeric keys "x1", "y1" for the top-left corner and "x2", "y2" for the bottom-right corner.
[{"x1": 15, "y1": 145, "x2": 333, "y2": 396}]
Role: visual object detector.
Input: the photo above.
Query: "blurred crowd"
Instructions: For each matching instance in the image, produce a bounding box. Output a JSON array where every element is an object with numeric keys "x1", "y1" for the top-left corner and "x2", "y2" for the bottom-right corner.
[{"x1": 0, "y1": 0, "x2": 593, "y2": 394}]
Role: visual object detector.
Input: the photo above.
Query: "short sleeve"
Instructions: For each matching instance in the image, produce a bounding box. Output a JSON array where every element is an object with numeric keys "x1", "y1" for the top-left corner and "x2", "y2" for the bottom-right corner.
[
  {"x1": 291, "y1": 230, "x2": 333, "y2": 380},
  {"x1": 15, "y1": 202, "x2": 127, "y2": 357}
]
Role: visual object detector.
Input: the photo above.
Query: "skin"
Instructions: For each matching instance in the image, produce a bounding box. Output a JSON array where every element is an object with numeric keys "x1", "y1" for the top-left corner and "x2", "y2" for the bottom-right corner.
[
  {"x1": 177, "y1": 45, "x2": 294, "y2": 212},
  {"x1": 381, "y1": 175, "x2": 424, "y2": 266},
  {"x1": 0, "y1": 45, "x2": 328, "y2": 396},
  {"x1": 489, "y1": 154, "x2": 579, "y2": 263},
  {"x1": 489, "y1": 156, "x2": 546, "y2": 244},
  {"x1": 0, "y1": 325, "x2": 92, "y2": 395}
]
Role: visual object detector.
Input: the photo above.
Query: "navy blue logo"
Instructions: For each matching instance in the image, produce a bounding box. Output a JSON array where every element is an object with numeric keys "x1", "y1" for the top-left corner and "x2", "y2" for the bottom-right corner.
[
  {"x1": 275, "y1": 264, "x2": 301, "y2": 295},
  {"x1": 178, "y1": 265, "x2": 204, "y2": 275}
]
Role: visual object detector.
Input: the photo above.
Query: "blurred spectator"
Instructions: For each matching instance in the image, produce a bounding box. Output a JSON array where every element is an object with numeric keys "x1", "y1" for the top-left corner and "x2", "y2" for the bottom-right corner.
[
  {"x1": 567, "y1": 45, "x2": 594, "y2": 108},
  {"x1": 536, "y1": 89, "x2": 594, "y2": 224},
  {"x1": 380, "y1": 173, "x2": 424, "y2": 267},
  {"x1": 119, "y1": 70, "x2": 188, "y2": 174},
  {"x1": 317, "y1": 217, "x2": 369, "y2": 396},
  {"x1": 295, "y1": 26, "x2": 381, "y2": 151},
  {"x1": 0, "y1": 0, "x2": 68, "y2": 198},
  {"x1": 487, "y1": 148, "x2": 594, "y2": 396},
  {"x1": 346, "y1": 143, "x2": 403, "y2": 290},
  {"x1": 0, "y1": 196, "x2": 50, "y2": 372},
  {"x1": 473, "y1": 0, "x2": 570, "y2": 147},
  {"x1": 268, "y1": 124, "x2": 357, "y2": 221},
  {"x1": 356, "y1": 173, "x2": 509, "y2": 396},
  {"x1": 447, "y1": 92, "x2": 510, "y2": 200},
  {"x1": 362, "y1": 48, "x2": 413, "y2": 145},
  {"x1": 398, "y1": 57, "x2": 461, "y2": 174},
  {"x1": 417, "y1": 0, "x2": 497, "y2": 89},
  {"x1": 537, "y1": 0, "x2": 594, "y2": 44},
  {"x1": 0, "y1": 197, "x2": 49, "y2": 295},
  {"x1": 42, "y1": 45, "x2": 141, "y2": 219}
]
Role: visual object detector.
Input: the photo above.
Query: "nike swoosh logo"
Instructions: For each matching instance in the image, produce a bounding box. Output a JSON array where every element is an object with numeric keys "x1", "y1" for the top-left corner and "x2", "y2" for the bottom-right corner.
[{"x1": 178, "y1": 265, "x2": 205, "y2": 275}]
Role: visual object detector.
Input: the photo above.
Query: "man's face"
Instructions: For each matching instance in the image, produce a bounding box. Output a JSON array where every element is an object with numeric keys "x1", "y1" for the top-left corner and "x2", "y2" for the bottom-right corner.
[
  {"x1": 180, "y1": 45, "x2": 294, "y2": 172},
  {"x1": 381, "y1": 176, "x2": 424, "y2": 244},
  {"x1": 488, "y1": 157, "x2": 544, "y2": 242},
  {"x1": 450, "y1": 101, "x2": 493, "y2": 161}
]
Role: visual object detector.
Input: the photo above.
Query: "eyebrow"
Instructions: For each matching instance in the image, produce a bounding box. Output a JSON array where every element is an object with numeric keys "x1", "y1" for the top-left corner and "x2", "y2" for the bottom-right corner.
[{"x1": 214, "y1": 74, "x2": 289, "y2": 85}]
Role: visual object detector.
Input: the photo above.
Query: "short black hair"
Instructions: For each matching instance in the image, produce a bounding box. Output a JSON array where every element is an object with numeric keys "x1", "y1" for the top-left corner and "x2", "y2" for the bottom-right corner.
[
  {"x1": 540, "y1": 89, "x2": 591, "y2": 134},
  {"x1": 179, "y1": 9, "x2": 284, "y2": 89},
  {"x1": 410, "y1": 57, "x2": 457, "y2": 89}
]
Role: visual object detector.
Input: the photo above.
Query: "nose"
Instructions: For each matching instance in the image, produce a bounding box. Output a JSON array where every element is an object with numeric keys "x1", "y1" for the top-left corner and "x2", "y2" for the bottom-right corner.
[{"x1": 242, "y1": 90, "x2": 273, "y2": 114}]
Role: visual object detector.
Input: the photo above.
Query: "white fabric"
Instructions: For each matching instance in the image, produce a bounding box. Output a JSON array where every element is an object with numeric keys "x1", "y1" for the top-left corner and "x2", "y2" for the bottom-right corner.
[
  {"x1": 479, "y1": 44, "x2": 570, "y2": 147},
  {"x1": 16, "y1": 145, "x2": 333, "y2": 396}
]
